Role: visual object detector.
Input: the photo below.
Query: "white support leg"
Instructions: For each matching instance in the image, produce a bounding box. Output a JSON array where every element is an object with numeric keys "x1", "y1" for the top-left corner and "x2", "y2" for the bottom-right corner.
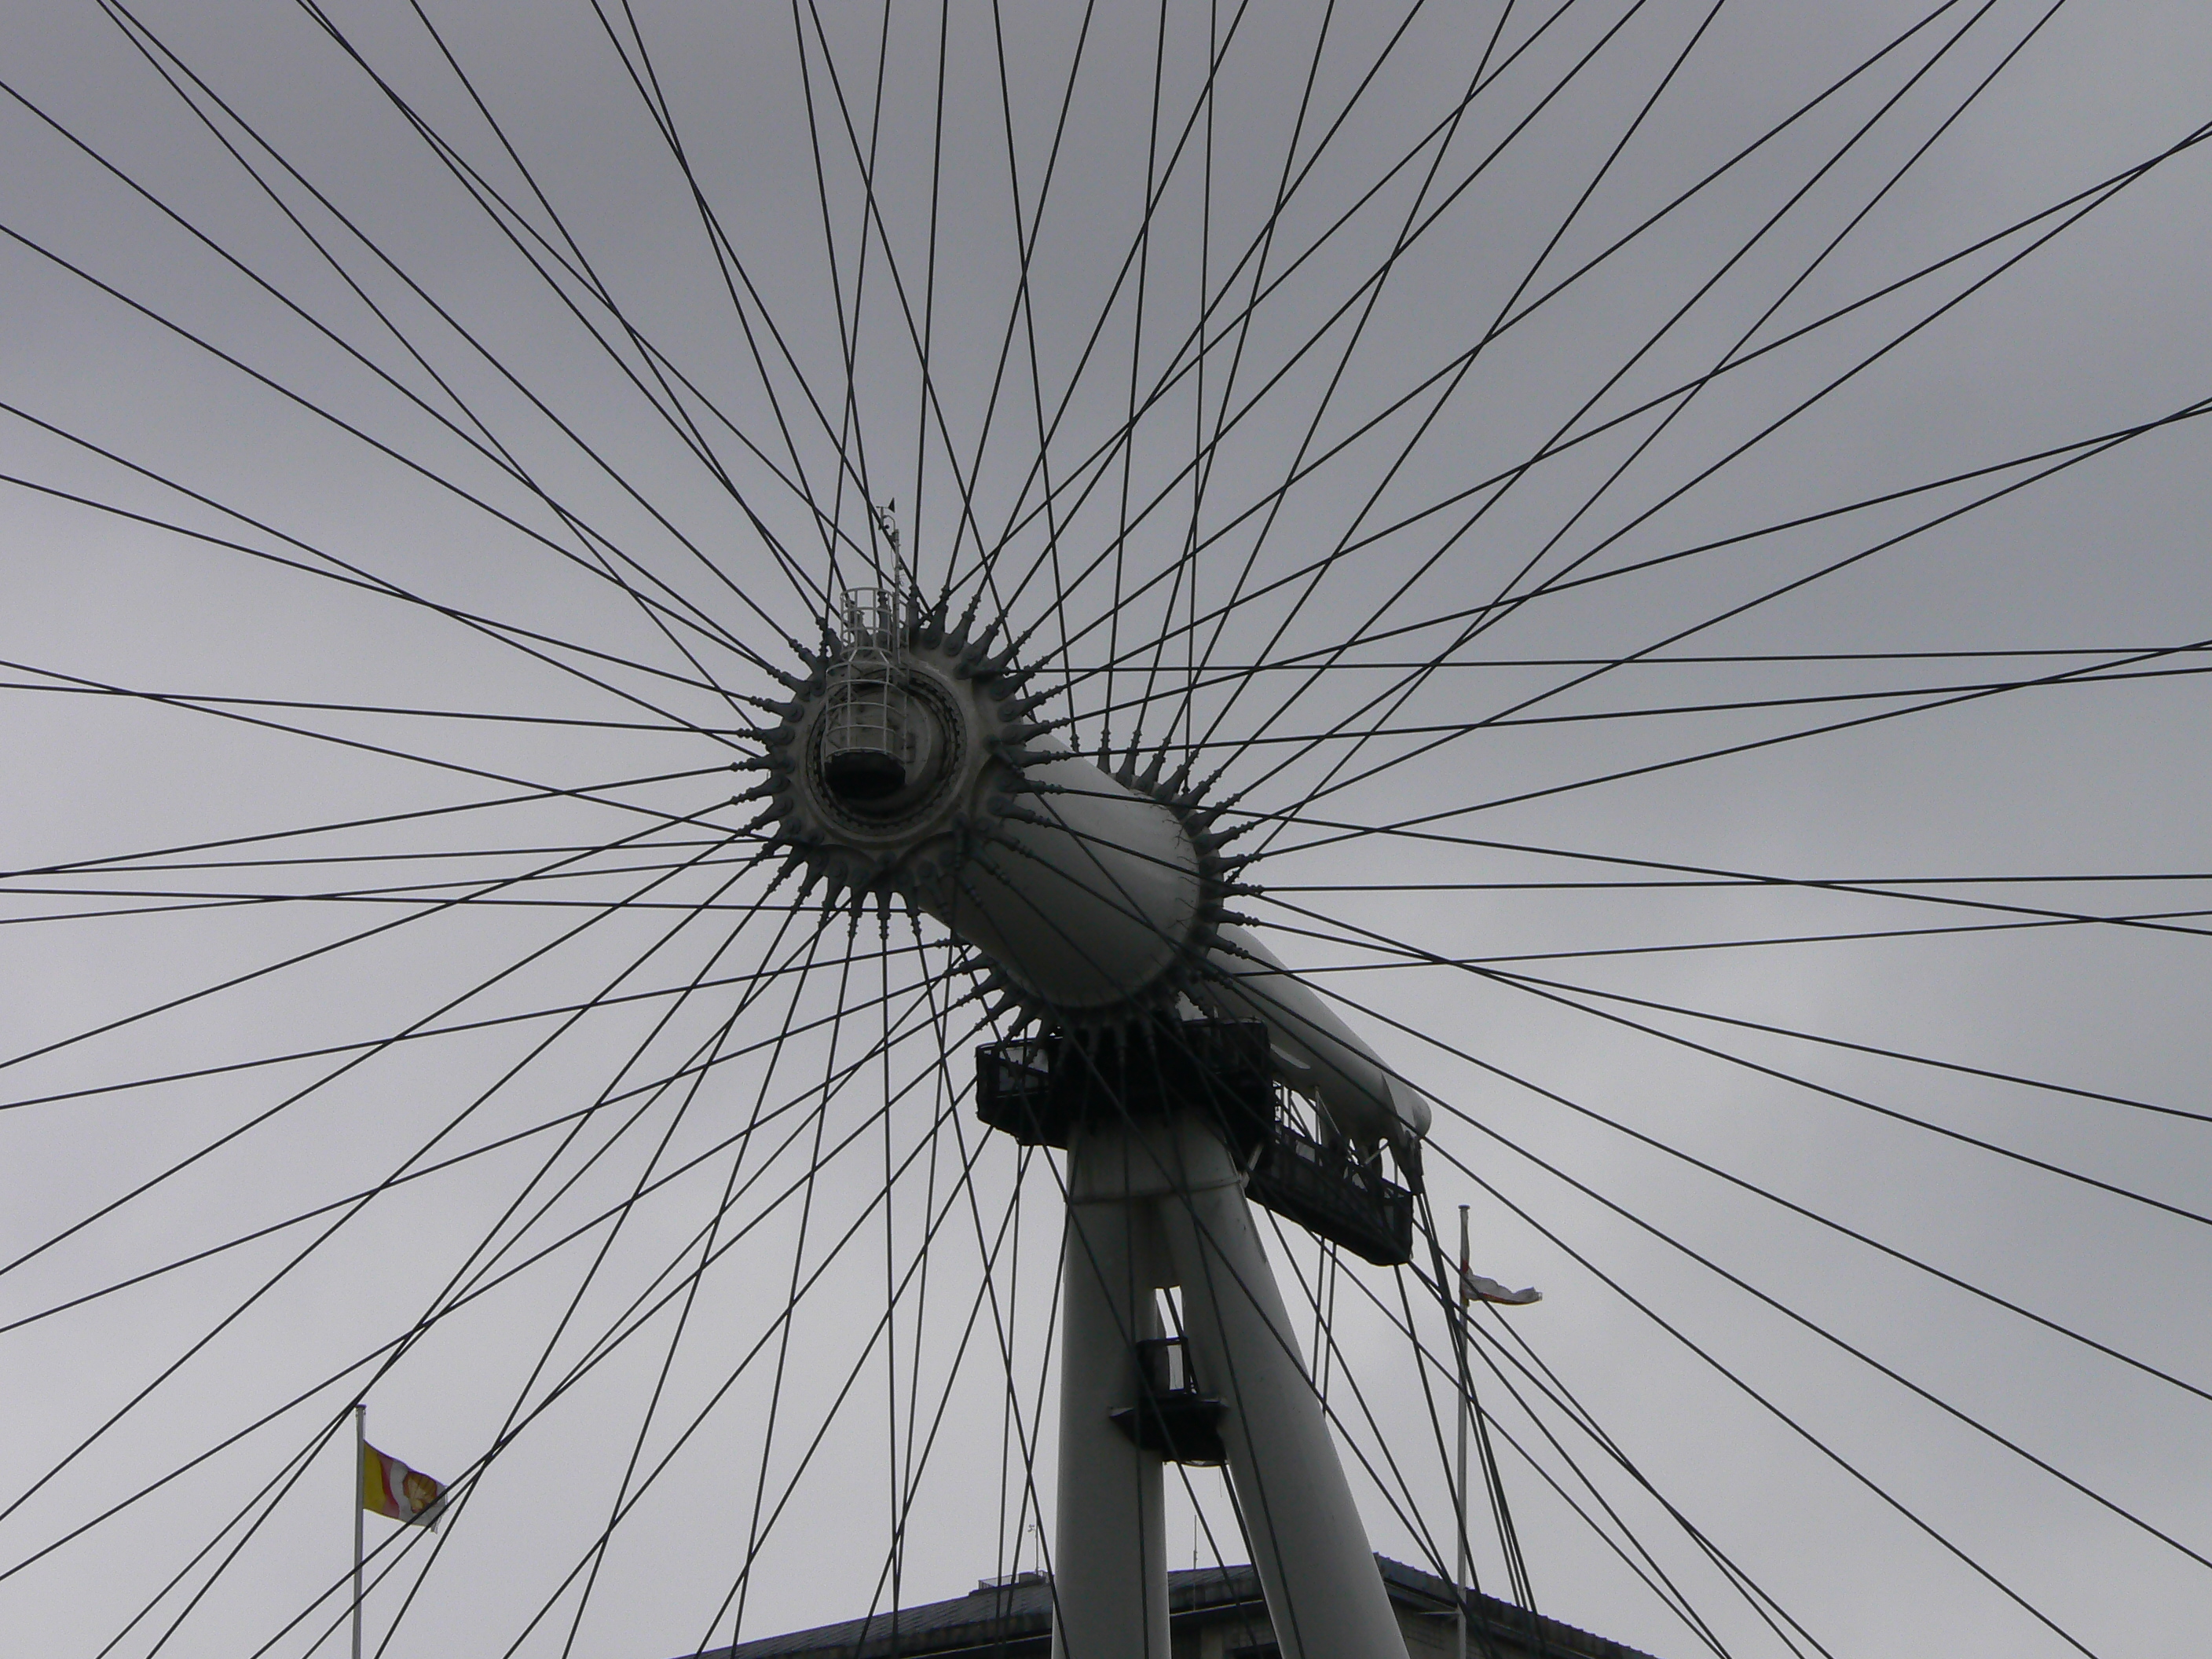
[
  {"x1": 1053, "y1": 1115, "x2": 1404, "y2": 1659},
  {"x1": 1156, "y1": 1127, "x2": 1407, "y2": 1659},
  {"x1": 1052, "y1": 1133, "x2": 1171, "y2": 1659}
]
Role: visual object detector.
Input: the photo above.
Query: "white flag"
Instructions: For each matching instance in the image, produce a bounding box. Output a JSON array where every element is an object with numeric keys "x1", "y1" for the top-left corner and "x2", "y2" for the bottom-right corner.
[{"x1": 1462, "y1": 1267, "x2": 1541, "y2": 1306}]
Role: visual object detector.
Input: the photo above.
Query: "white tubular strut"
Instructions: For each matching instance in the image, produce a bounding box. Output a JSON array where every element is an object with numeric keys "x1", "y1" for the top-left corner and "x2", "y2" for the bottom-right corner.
[
  {"x1": 1053, "y1": 1133, "x2": 1174, "y2": 1659},
  {"x1": 947, "y1": 751, "x2": 1203, "y2": 1023},
  {"x1": 1202, "y1": 924, "x2": 1434, "y2": 1150},
  {"x1": 1057, "y1": 1117, "x2": 1407, "y2": 1659}
]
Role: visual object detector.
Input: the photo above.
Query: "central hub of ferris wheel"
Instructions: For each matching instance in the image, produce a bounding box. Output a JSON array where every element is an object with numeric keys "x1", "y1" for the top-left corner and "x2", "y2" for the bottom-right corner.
[
  {"x1": 748, "y1": 588, "x2": 1433, "y2": 1659},
  {"x1": 746, "y1": 587, "x2": 1247, "y2": 1028}
]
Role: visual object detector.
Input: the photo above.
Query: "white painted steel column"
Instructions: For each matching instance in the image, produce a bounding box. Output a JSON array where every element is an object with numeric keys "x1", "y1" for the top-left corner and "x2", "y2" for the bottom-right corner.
[
  {"x1": 1053, "y1": 1129, "x2": 1172, "y2": 1659},
  {"x1": 1155, "y1": 1128, "x2": 1407, "y2": 1659}
]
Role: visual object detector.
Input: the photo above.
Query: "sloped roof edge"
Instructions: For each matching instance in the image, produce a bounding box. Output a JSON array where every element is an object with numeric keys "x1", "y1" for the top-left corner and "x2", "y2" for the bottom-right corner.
[{"x1": 689, "y1": 1555, "x2": 1664, "y2": 1659}]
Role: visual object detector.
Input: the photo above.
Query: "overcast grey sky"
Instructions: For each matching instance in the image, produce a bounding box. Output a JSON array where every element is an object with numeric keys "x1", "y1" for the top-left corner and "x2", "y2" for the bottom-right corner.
[{"x1": 3, "y1": 3, "x2": 2210, "y2": 1657}]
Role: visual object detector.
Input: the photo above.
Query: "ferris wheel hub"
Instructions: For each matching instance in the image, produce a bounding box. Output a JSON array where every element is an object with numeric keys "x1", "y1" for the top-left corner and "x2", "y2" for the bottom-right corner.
[{"x1": 750, "y1": 591, "x2": 1234, "y2": 1029}]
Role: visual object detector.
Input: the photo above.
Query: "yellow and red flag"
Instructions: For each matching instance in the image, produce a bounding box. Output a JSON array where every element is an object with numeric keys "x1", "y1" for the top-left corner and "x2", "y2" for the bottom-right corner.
[{"x1": 361, "y1": 1441, "x2": 447, "y2": 1526}]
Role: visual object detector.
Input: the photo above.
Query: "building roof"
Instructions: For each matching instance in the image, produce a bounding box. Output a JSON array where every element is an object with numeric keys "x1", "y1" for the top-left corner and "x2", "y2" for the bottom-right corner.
[{"x1": 692, "y1": 1555, "x2": 1664, "y2": 1659}]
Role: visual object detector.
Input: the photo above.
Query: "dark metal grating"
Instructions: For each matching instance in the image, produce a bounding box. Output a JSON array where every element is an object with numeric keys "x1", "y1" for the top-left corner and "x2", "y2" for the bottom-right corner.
[
  {"x1": 974, "y1": 1019, "x2": 1276, "y2": 1154},
  {"x1": 1244, "y1": 1124, "x2": 1415, "y2": 1267},
  {"x1": 975, "y1": 1020, "x2": 1414, "y2": 1265}
]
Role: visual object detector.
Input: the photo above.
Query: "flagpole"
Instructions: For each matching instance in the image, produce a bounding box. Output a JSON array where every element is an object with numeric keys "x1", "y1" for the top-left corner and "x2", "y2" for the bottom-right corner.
[
  {"x1": 353, "y1": 1402, "x2": 366, "y2": 1659},
  {"x1": 1456, "y1": 1203, "x2": 1470, "y2": 1659}
]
